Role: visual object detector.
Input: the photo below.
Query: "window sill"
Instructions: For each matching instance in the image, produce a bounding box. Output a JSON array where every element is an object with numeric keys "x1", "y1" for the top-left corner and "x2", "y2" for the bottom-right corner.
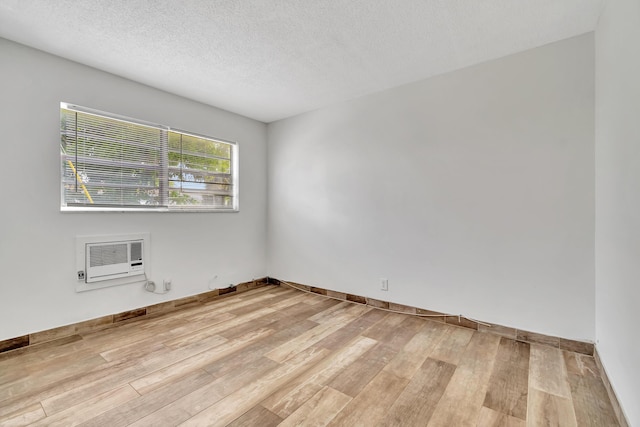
[{"x1": 61, "y1": 206, "x2": 239, "y2": 213}]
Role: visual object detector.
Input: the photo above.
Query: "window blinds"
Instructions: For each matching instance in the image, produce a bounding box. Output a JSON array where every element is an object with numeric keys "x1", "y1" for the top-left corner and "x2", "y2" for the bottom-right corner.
[{"x1": 60, "y1": 103, "x2": 237, "y2": 211}]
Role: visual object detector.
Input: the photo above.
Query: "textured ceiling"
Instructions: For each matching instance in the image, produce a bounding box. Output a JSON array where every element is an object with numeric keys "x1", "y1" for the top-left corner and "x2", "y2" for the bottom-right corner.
[{"x1": 0, "y1": 0, "x2": 603, "y2": 122}]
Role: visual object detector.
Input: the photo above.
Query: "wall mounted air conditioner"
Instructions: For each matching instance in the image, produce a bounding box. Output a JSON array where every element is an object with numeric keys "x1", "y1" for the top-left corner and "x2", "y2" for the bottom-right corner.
[
  {"x1": 75, "y1": 233, "x2": 151, "y2": 292},
  {"x1": 85, "y1": 239, "x2": 145, "y2": 283}
]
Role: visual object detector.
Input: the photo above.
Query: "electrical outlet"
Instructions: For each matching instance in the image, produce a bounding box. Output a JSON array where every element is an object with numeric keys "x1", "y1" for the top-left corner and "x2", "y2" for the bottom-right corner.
[
  {"x1": 380, "y1": 278, "x2": 388, "y2": 291},
  {"x1": 163, "y1": 279, "x2": 172, "y2": 291}
]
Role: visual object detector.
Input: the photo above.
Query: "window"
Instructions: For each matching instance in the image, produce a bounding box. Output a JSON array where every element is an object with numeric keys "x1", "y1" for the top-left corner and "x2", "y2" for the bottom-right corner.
[{"x1": 60, "y1": 103, "x2": 238, "y2": 211}]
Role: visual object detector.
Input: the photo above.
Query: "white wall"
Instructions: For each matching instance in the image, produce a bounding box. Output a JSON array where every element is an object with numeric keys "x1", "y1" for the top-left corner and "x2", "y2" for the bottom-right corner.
[
  {"x1": 595, "y1": 0, "x2": 640, "y2": 424},
  {"x1": 0, "y1": 38, "x2": 268, "y2": 341},
  {"x1": 268, "y1": 34, "x2": 595, "y2": 341}
]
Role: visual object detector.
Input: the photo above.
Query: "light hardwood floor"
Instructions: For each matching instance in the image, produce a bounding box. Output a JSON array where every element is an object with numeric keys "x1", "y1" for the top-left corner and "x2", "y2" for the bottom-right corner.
[{"x1": 0, "y1": 285, "x2": 619, "y2": 426}]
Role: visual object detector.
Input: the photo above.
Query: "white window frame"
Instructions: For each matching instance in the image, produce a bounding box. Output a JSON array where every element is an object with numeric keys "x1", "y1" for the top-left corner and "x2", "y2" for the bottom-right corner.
[{"x1": 60, "y1": 102, "x2": 239, "y2": 212}]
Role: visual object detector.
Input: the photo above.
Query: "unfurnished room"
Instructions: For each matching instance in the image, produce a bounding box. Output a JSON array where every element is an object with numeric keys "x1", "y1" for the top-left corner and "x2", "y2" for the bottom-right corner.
[{"x1": 0, "y1": 0, "x2": 638, "y2": 426}]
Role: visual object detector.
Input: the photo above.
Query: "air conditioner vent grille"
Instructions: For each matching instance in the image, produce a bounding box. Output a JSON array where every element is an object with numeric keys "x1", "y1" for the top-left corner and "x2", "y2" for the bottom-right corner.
[{"x1": 89, "y1": 243, "x2": 128, "y2": 267}]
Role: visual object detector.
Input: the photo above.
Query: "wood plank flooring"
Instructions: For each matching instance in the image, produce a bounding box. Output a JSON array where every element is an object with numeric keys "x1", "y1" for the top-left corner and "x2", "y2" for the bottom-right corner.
[{"x1": 0, "y1": 286, "x2": 620, "y2": 426}]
